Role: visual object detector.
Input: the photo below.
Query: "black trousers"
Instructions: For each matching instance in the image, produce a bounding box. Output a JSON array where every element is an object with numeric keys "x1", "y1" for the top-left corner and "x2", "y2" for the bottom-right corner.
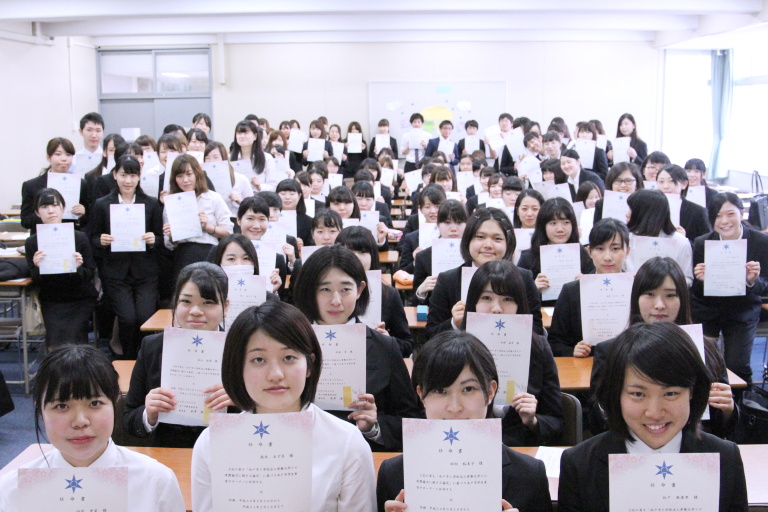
[
  {"x1": 103, "y1": 273, "x2": 158, "y2": 359},
  {"x1": 171, "y1": 242, "x2": 215, "y2": 287},
  {"x1": 41, "y1": 298, "x2": 96, "y2": 348}
]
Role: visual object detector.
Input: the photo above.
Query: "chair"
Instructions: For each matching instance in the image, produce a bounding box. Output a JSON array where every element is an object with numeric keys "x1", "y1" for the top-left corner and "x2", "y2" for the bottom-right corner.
[{"x1": 559, "y1": 392, "x2": 583, "y2": 445}]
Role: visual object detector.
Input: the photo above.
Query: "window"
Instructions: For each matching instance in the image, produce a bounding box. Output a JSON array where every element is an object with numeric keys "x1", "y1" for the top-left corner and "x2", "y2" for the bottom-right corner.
[{"x1": 99, "y1": 49, "x2": 210, "y2": 97}]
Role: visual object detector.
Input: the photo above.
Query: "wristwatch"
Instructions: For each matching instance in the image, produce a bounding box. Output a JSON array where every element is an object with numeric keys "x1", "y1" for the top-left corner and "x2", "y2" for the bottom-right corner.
[{"x1": 362, "y1": 421, "x2": 380, "y2": 439}]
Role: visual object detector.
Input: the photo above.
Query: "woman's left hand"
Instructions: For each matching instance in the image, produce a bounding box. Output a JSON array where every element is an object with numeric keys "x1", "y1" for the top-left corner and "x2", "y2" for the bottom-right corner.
[
  {"x1": 230, "y1": 190, "x2": 242, "y2": 204},
  {"x1": 73, "y1": 252, "x2": 84, "y2": 268},
  {"x1": 282, "y1": 243, "x2": 296, "y2": 264},
  {"x1": 348, "y1": 393, "x2": 377, "y2": 433},
  {"x1": 675, "y1": 225, "x2": 686, "y2": 237},
  {"x1": 534, "y1": 273, "x2": 549, "y2": 291},
  {"x1": 71, "y1": 204, "x2": 85, "y2": 217},
  {"x1": 708, "y1": 382, "x2": 734, "y2": 412},
  {"x1": 374, "y1": 322, "x2": 389, "y2": 336},
  {"x1": 141, "y1": 232, "x2": 156, "y2": 246},
  {"x1": 270, "y1": 269, "x2": 282, "y2": 292},
  {"x1": 627, "y1": 147, "x2": 637, "y2": 160},
  {"x1": 198, "y1": 211, "x2": 209, "y2": 227},
  {"x1": 203, "y1": 382, "x2": 234, "y2": 411},
  {"x1": 512, "y1": 392, "x2": 538, "y2": 427},
  {"x1": 251, "y1": 176, "x2": 261, "y2": 190},
  {"x1": 377, "y1": 222, "x2": 389, "y2": 244},
  {"x1": 746, "y1": 261, "x2": 761, "y2": 286}
]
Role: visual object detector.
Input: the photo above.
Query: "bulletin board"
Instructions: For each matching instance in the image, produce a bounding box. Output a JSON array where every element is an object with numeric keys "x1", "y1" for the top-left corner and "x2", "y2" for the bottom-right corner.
[{"x1": 368, "y1": 81, "x2": 507, "y2": 142}]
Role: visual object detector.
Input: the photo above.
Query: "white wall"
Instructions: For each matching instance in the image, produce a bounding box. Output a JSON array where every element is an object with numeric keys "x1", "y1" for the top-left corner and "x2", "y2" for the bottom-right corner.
[
  {"x1": 212, "y1": 41, "x2": 661, "y2": 147},
  {"x1": 0, "y1": 34, "x2": 98, "y2": 209}
]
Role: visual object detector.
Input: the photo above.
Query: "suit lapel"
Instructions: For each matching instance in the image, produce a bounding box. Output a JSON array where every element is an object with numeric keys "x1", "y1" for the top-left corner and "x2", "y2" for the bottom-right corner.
[{"x1": 596, "y1": 431, "x2": 627, "y2": 506}]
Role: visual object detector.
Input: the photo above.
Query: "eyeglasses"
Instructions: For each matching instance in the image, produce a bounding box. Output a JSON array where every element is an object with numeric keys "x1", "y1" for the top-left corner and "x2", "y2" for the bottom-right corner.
[{"x1": 614, "y1": 178, "x2": 636, "y2": 185}]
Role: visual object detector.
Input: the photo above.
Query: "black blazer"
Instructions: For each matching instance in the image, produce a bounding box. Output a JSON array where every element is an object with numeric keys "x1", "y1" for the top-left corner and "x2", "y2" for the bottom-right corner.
[
  {"x1": 376, "y1": 446, "x2": 553, "y2": 512},
  {"x1": 691, "y1": 226, "x2": 768, "y2": 323},
  {"x1": 301, "y1": 139, "x2": 335, "y2": 167},
  {"x1": 425, "y1": 138, "x2": 459, "y2": 167},
  {"x1": 341, "y1": 139, "x2": 367, "y2": 179},
  {"x1": 21, "y1": 171, "x2": 91, "y2": 233},
  {"x1": 466, "y1": 194, "x2": 481, "y2": 216},
  {"x1": 381, "y1": 284, "x2": 413, "y2": 357},
  {"x1": 547, "y1": 279, "x2": 585, "y2": 356},
  {"x1": 413, "y1": 246, "x2": 433, "y2": 300},
  {"x1": 368, "y1": 135, "x2": 398, "y2": 159},
  {"x1": 296, "y1": 212, "x2": 313, "y2": 245},
  {"x1": 91, "y1": 173, "x2": 118, "y2": 207},
  {"x1": 25, "y1": 230, "x2": 98, "y2": 303},
  {"x1": 494, "y1": 146, "x2": 516, "y2": 177},
  {"x1": 517, "y1": 247, "x2": 595, "y2": 307},
  {"x1": 396, "y1": 230, "x2": 419, "y2": 274},
  {"x1": 631, "y1": 138, "x2": 648, "y2": 165},
  {"x1": 570, "y1": 169, "x2": 605, "y2": 199},
  {"x1": 558, "y1": 429, "x2": 748, "y2": 512},
  {"x1": 123, "y1": 332, "x2": 207, "y2": 448},
  {"x1": 89, "y1": 191, "x2": 163, "y2": 280},
  {"x1": 326, "y1": 325, "x2": 423, "y2": 452},
  {"x1": 679, "y1": 199, "x2": 711, "y2": 245},
  {"x1": 402, "y1": 214, "x2": 419, "y2": 236},
  {"x1": 425, "y1": 263, "x2": 544, "y2": 338}
]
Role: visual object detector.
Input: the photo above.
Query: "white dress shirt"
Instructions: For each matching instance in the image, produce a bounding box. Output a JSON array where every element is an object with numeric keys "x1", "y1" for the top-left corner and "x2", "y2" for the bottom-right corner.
[{"x1": 163, "y1": 190, "x2": 234, "y2": 249}]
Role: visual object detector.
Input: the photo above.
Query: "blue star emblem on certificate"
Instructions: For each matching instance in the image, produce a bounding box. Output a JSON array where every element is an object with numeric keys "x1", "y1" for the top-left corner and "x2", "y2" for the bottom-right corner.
[
  {"x1": 494, "y1": 319, "x2": 506, "y2": 331},
  {"x1": 177, "y1": 196, "x2": 182, "y2": 200},
  {"x1": 652, "y1": 240, "x2": 659, "y2": 247},
  {"x1": 723, "y1": 244, "x2": 730, "y2": 250},
  {"x1": 237, "y1": 278, "x2": 245, "y2": 287},
  {"x1": 655, "y1": 461, "x2": 673, "y2": 479},
  {"x1": 53, "y1": 226, "x2": 58, "y2": 232},
  {"x1": 325, "y1": 330, "x2": 337, "y2": 340},
  {"x1": 449, "y1": 242, "x2": 455, "y2": 248},
  {"x1": 64, "y1": 475, "x2": 83, "y2": 494},
  {"x1": 253, "y1": 421, "x2": 270, "y2": 438},
  {"x1": 125, "y1": 207, "x2": 130, "y2": 212},
  {"x1": 254, "y1": 244, "x2": 260, "y2": 250},
  {"x1": 557, "y1": 247, "x2": 563, "y2": 254},
  {"x1": 603, "y1": 278, "x2": 611, "y2": 286},
  {"x1": 443, "y1": 427, "x2": 460, "y2": 445},
  {"x1": 192, "y1": 335, "x2": 203, "y2": 347}
]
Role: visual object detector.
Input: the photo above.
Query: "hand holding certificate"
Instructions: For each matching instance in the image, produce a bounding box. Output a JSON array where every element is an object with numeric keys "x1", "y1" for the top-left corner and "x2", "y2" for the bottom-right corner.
[
  {"x1": 110, "y1": 204, "x2": 146, "y2": 252},
  {"x1": 164, "y1": 190, "x2": 203, "y2": 241},
  {"x1": 703, "y1": 239, "x2": 747, "y2": 296},
  {"x1": 540, "y1": 243, "x2": 582, "y2": 301},
  {"x1": 312, "y1": 323, "x2": 367, "y2": 411},
  {"x1": 36, "y1": 223, "x2": 77, "y2": 274}
]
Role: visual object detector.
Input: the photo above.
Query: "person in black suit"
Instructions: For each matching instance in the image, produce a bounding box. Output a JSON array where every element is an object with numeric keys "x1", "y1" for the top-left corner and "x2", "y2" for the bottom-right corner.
[
  {"x1": 426, "y1": 207, "x2": 544, "y2": 338},
  {"x1": 684, "y1": 158, "x2": 719, "y2": 207},
  {"x1": 424, "y1": 120, "x2": 459, "y2": 170},
  {"x1": 258, "y1": 191, "x2": 302, "y2": 276},
  {"x1": 301, "y1": 120, "x2": 335, "y2": 168},
  {"x1": 516, "y1": 197, "x2": 595, "y2": 307},
  {"x1": 692, "y1": 193, "x2": 768, "y2": 384},
  {"x1": 656, "y1": 164, "x2": 711, "y2": 244},
  {"x1": 414, "y1": 200, "x2": 467, "y2": 303},
  {"x1": 560, "y1": 148, "x2": 605, "y2": 200},
  {"x1": 90, "y1": 156, "x2": 164, "y2": 359},
  {"x1": 292, "y1": 245, "x2": 423, "y2": 452},
  {"x1": 353, "y1": 170, "x2": 393, "y2": 225},
  {"x1": 606, "y1": 113, "x2": 648, "y2": 166},
  {"x1": 377, "y1": 330, "x2": 552, "y2": 512},
  {"x1": 573, "y1": 121, "x2": 610, "y2": 180},
  {"x1": 548, "y1": 219, "x2": 631, "y2": 357},
  {"x1": 560, "y1": 322, "x2": 747, "y2": 512},
  {"x1": 397, "y1": 184, "x2": 446, "y2": 273},
  {"x1": 276, "y1": 179, "x2": 314, "y2": 246},
  {"x1": 341, "y1": 121, "x2": 368, "y2": 179},
  {"x1": 591, "y1": 162, "x2": 644, "y2": 224},
  {"x1": 25, "y1": 188, "x2": 97, "y2": 349},
  {"x1": 21, "y1": 137, "x2": 90, "y2": 234},
  {"x1": 461, "y1": 261, "x2": 563, "y2": 446},
  {"x1": 123, "y1": 263, "x2": 233, "y2": 447},
  {"x1": 457, "y1": 120, "x2": 487, "y2": 157},
  {"x1": 90, "y1": 141, "x2": 146, "y2": 210},
  {"x1": 337, "y1": 226, "x2": 414, "y2": 357},
  {"x1": 368, "y1": 118, "x2": 399, "y2": 159}
]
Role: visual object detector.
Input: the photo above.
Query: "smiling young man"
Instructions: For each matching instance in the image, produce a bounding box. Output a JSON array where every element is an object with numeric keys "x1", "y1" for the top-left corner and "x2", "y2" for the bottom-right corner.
[{"x1": 72, "y1": 112, "x2": 105, "y2": 174}]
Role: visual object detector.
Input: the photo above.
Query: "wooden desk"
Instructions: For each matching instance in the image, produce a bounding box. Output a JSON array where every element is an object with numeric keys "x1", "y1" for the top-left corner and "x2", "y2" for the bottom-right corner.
[
  {"x1": 379, "y1": 250, "x2": 398, "y2": 264},
  {"x1": 0, "y1": 232, "x2": 28, "y2": 243},
  {"x1": 141, "y1": 309, "x2": 172, "y2": 331},
  {"x1": 404, "y1": 306, "x2": 426, "y2": 330},
  {"x1": 392, "y1": 220, "x2": 407, "y2": 230},
  {"x1": 114, "y1": 360, "x2": 135, "y2": 394},
  {"x1": 542, "y1": 307, "x2": 553, "y2": 329},
  {"x1": 0, "y1": 209, "x2": 21, "y2": 217}
]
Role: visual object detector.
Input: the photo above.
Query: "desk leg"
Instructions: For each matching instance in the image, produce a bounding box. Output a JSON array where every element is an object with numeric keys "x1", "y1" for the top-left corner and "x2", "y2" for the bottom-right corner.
[{"x1": 21, "y1": 286, "x2": 28, "y2": 397}]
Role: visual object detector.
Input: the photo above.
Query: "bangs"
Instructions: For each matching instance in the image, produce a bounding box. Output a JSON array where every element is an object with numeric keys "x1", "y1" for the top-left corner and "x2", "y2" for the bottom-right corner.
[
  {"x1": 42, "y1": 370, "x2": 105, "y2": 405},
  {"x1": 35, "y1": 345, "x2": 119, "y2": 408},
  {"x1": 418, "y1": 345, "x2": 472, "y2": 396}
]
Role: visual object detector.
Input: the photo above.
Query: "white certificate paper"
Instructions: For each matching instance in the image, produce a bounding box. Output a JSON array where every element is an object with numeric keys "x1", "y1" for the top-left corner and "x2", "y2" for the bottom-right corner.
[
  {"x1": 665, "y1": 193, "x2": 682, "y2": 227},
  {"x1": 457, "y1": 171, "x2": 475, "y2": 194},
  {"x1": 307, "y1": 138, "x2": 324, "y2": 162},
  {"x1": 540, "y1": 243, "x2": 582, "y2": 301},
  {"x1": 159, "y1": 327, "x2": 226, "y2": 426},
  {"x1": 328, "y1": 173, "x2": 344, "y2": 189},
  {"x1": 251, "y1": 240, "x2": 278, "y2": 275},
  {"x1": 47, "y1": 172, "x2": 81, "y2": 220},
  {"x1": 609, "y1": 453, "x2": 719, "y2": 512},
  {"x1": 379, "y1": 168, "x2": 395, "y2": 190},
  {"x1": 404, "y1": 170, "x2": 422, "y2": 193},
  {"x1": 313, "y1": 323, "x2": 367, "y2": 411},
  {"x1": 704, "y1": 239, "x2": 747, "y2": 296},
  {"x1": 330, "y1": 141, "x2": 345, "y2": 161},
  {"x1": 519, "y1": 156, "x2": 543, "y2": 184},
  {"x1": 288, "y1": 129, "x2": 306, "y2": 153},
  {"x1": 37, "y1": 223, "x2": 76, "y2": 275},
  {"x1": 347, "y1": 132, "x2": 363, "y2": 153},
  {"x1": 596, "y1": 134, "x2": 608, "y2": 151},
  {"x1": 165, "y1": 190, "x2": 203, "y2": 241},
  {"x1": 602, "y1": 190, "x2": 630, "y2": 222},
  {"x1": 464, "y1": 135, "x2": 480, "y2": 154},
  {"x1": 573, "y1": 139, "x2": 596, "y2": 170},
  {"x1": 278, "y1": 210, "x2": 298, "y2": 238},
  {"x1": 580, "y1": 273, "x2": 633, "y2": 344},
  {"x1": 612, "y1": 137, "x2": 631, "y2": 164},
  {"x1": 162, "y1": 152, "x2": 180, "y2": 192},
  {"x1": 513, "y1": 228, "x2": 534, "y2": 265},
  {"x1": 431, "y1": 238, "x2": 464, "y2": 275},
  {"x1": 418, "y1": 221, "x2": 440, "y2": 249},
  {"x1": 360, "y1": 211, "x2": 379, "y2": 239},
  {"x1": 110, "y1": 204, "x2": 146, "y2": 252},
  {"x1": 461, "y1": 266, "x2": 478, "y2": 303},
  {"x1": 230, "y1": 159, "x2": 254, "y2": 181},
  {"x1": 261, "y1": 222, "x2": 287, "y2": 245},
  {"x1": 140, "y1": 169, "x2": 160, "y2": 198},
  {"x1": 210, "y1": 412, "x2": 312, "y2": 511},
  {"x1": 224, "y1": 269, "x2": 268, "y2": 325},
  {"x1": 687, "y1": 185, "x2": 707, "y2": 208},
  {"x1": 403, "y1": 418, "x2": 502, "y2": 511},
  {"x1": 359, "y1": 270, "x2": 382, "y2": 329},
  {"x1": 466, "y1": 313, "x2": 533, "y2": 402},
  {"x1": 143, "y1": 151, "x2": 160, "y2": 172},
  {"x1": 375, "y1": 134, "x2": 391, "y2": 151},
  {"x1": 301, "y1": 245, "x2": 322, "y2": 262},
  {"x1": 202, "y1": 161, "x2": 233, "y2": 201},
  {"x1": 437, "y1": 138, "x2": 454, "y2": 157},
  {"x1": 74, "y1": 152, "x2": 98, "y2": 174},
  {"x1": 17, "y1": 467, "x2": 128, "y2": 512},
  {"x1": 631, "y1": 235, "x2": 678, "y2": 270}
]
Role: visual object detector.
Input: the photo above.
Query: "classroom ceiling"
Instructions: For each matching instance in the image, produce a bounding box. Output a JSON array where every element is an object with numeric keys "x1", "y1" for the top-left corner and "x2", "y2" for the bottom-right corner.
[{"x1": 1, "y1": 0, "x2": 767, "y2": 48}]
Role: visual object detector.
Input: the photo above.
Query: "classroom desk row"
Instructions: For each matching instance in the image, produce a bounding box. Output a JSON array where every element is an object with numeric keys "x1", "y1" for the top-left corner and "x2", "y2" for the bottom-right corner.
[{"x1": 4, "y1": 443, "x2": 768, "y2": 511}]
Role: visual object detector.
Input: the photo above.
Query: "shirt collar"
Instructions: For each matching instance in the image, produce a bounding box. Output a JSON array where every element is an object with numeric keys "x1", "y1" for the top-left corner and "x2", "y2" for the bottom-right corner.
[
  {"x1": 567, "y1": 169, "x2": 581, "y2": 186},
  {"x1": 625, "y1": 429, "x2": 683, "y2": 454},
  {"x1": 117, "y1": 194, "x2": 135, "y2": 205}
]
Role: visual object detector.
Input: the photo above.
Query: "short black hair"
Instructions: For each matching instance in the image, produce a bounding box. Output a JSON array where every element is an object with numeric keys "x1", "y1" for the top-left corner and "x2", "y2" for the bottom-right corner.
[
  {"x1": 464, "y1": 120, "x2": 479, "y2": 130},
  {"x1": 630, "y1": 257, "x2": 691, "y2": 325},
  {"x1": 410, "y1": 113, "x2": 424, "y2": 124},
  {"x1": 172, "y1": 262, "x2": 229, "y2": 329},
  {"x1": 605, "y1": 162, "x2": 643, "y2": 191},
  {"x1": 237, "y1": 195, "x2": 270, "y2": 220},
  {"x1": 437, "y1": 199, "x2": 467, "y2": 225},
  {"x1": 311, "y1": 208, "x2": 343, "y2": 233},
  {"x1": 34, "y1": 187, "x2": 66, "y2": 210},
  {"x1": 461, "y1": 208, "x2": 515, "y2": 263},
  {"x1": 439, "y1": 120, "x2": 453, "y2": 129},
  {"x1": 626, "y1": 189, "x2": 675, "y2": 236},
  {"x1": 115, "y1": 154, "x2": 141, "y2": 175},
  {"x1": 337, "y1": 226, "x2": 380, "y2": 271},
  {"x1": 212, "y1": 234, "x2": 260, "y2": 275},
  {"x1": 502, "y1": 176, "x2": 524, "y2": 192},
  {"x1": 326, "y1": 186, "x2": 361, "y2": 219},
  {"x1": 707, "y1": 192, "x2": 743, "y2": 227},
  {"x1": 462, "y1": 261, "x2": 530, "y2": 326},
  {"x1": 79, "y1": 112, "x2": 104, "y2": 130},
  {"x1": 163, "y1": 124, "x2": 185, "y2": 135},
  {"x1": 588, "y1": 218, "x2": 630, "y2": 249},
  {"x1": 418, "y1": 184, "x2": 446, "y2": 208},
  {"x1": 257, "y1": 191, "x2": 283, "y2": 211}
]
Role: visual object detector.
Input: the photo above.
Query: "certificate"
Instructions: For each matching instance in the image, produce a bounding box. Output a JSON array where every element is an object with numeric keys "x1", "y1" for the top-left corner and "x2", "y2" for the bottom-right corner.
[
  {"x1": 486, "y1": 197, "x2": 505, "y2": 209},
  {"x1": 631, "y1": 236, "x2": 678, "y2": 270},
  {"x1": 687, "y1": 185, "x2": 707, "y2": 208},
  {"x1": 580, "y1": 273, "x2": 633, "y2": 344},
  {"x1": 679, "y1": 323, "x2": 710, "y2": 420},
  {"x1": 456, "y1": 170, "x2": 475, "y2": 194},
  {"x1": 342, "y1": 218, "x2": 360, "y2": 229},
  {"x1": 503, "y1": 130, "x2": 526, "y2": 161},
  {"x1": 312, "y1": 323, "x2": 367, "y2": 410},
  {"x1": 277, "y1": 210, "x2": 298, "y2": 238},
  {"x1": 437, "y1": 138, "x2": 454, "y2": 157},
  {"x1": 379, "y1": 168, "x2": 395, "y2": 189},
  {"x1": 140, "y1": 169, "x2": 160, "y2": 198},
  {"x1": 573, "y1": 139, "x2": 596, "y2": 170},
  {"x1": 287, "y1": 129, "x2": 305, "y2": 153},
  {"x1": 464, "y1": 135, "x2": 480, "y2": 154},
  {"x1": 533, "y1": 181, "x2": 571, "y2": 202},
  {"x1": 513, "y1": 228, "x2": 534, "y2": 265},
  {"x1": 644, "y1": 180, "x2": 658, "y2": 190},
  {"x1": 665, "y1": 193, "x2": 682, "y2": 227},
  {"x1": 159, "y1": 327, "x2": 226, "y2": 426},
  {"x1": 612, "y1": 137, "x2": 631, "y2": 164},
  {"x1": 230, "y1": 159, "x2": 254, "y2": 180},
  {"x1": 305, "y1": 198, "x2": 315, "y2": 218},
  {"x1": 359, "y1": 270, "x2": 382, "y2": 329},
  {"x1": 347, "y1": 133, "x2": 363, "y2": 154},
  {"x1": 17, "y1": 466, "x2": 128, "y2": 511},
  {"x1": 162, "y1": 152, "x2": 180, "y2": 191},
  {"x1": 404, "y1": 170, "x2": 422, "y2": 193},
  {"x1": 360, "y1": 211, "x2": 379, "y2": 239},
  {"x1": 307, "y1": 138, "x2": 325, "y2": 162},
  {"x1": 326, "y1": 141, "x2": 341, "y2": 163},
  {"x1": 142, "y1": 151, "x2": 160, "y2": 173},
  {"x1": 223, "y1": 269, "x2": 268, "y2": 325},
  {"x1": 578, "y1": 207, "x2": 594, "y2": 245},
  {"x1": 704, "y1": 239, "x2": 747, "y2": 296},
  {"x1": 210, "y1": 412, "x2": 313, "y2": 510},
  {"x1": 409, "y1": 131, "x2": 427, "y2": 151},
  {"x1": 418, "y1": 221, "x2": 440, "y2": 249},
  {"x1": 461, "y1": 266, "x2": 478, "y2": 303},
  {"x1": 187, "y1": 150, "x2": 204, "y2": 165},
  {"x1": 261, "y1": 222, "x2": 287, "y2": 245},
  {"x1": 465, "y1": 313, "x2": 533, "y2": 402},
  {"x1": 519, "y1": 156, "x2": 542, "y2": 183},
  {"x1": 202, "y1": 161, "x2": 233, "y2": 201},
  {"x1": 431, "y1": 238, "x2": 464, "y2": 275},
  {"x1": 47, "y1": 172, "x2": 81, "y2": 220},
  {"x1": 37, "y1": 223, "x2": 76, "y2": 275},
  {"x1": 164, "y1": 190, "x2": 203, "y2": 241},
  {"x1": 74, "y1": 152, "x2": 98, "y2": 174},
  {"x1": 109, "y1": 204, "x2": 146, "y2": 252},
  {"x1": 540, "y1": 243, "x2": 582, "y2": 301},
  {"x1": 403, "y1": 418, "x2": 501, "y2": 511},
  {"x1": 602, "y1": 190, "x2": 630, "y2": 221},
  {"x1": 609, "y1": 452, "x2": 719, "y2": 512},
  {"x1": 251, "y1": 240, "x2": 278, "y2": 275},
  {"x1": 596, "y1": 134, "x2": 608, "y2": 151},
  {"x1": 375, "y1": 133, "x2": 391, "y2": 151},
  {"x1": 301, "y1": 245, "x2": 322, "y2": 262}
]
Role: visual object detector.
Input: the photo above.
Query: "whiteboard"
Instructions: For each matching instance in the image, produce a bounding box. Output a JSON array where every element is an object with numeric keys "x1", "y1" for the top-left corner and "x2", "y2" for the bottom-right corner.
[{"x1": 368, "y1": 81, "x2": 507, "y2": 152}]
